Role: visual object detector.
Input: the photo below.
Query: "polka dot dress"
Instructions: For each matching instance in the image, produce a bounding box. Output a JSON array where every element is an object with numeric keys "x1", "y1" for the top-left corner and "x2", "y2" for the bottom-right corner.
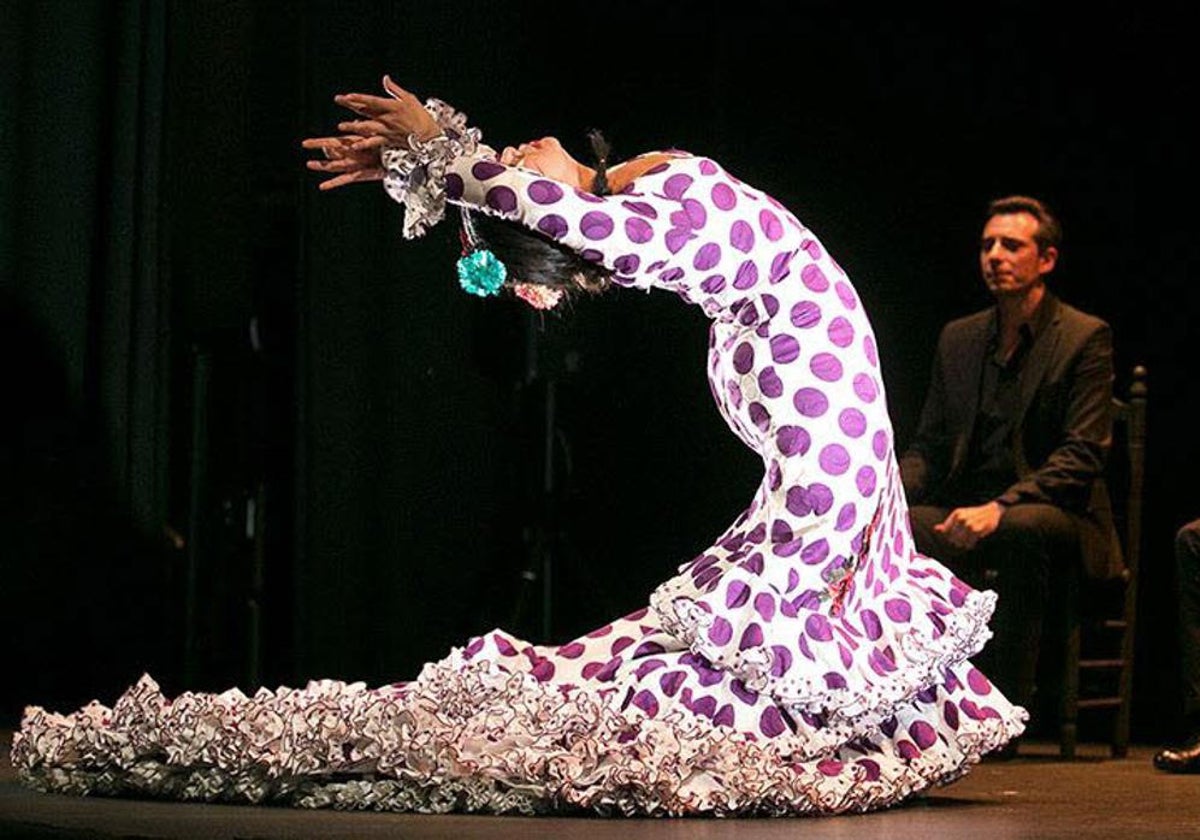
[{"x1": 11, "y1": 147, "x2": 1026, "y2": 816}]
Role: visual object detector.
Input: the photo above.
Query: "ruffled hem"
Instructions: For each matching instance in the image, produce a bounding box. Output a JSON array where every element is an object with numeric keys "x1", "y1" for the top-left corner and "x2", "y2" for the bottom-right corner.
[
  {"x1": 12, "y1": 648, "x2": 1025, "y2": 816},
  {"x1": 649, "y1": 572, "x2": 997, "y2": 739}
]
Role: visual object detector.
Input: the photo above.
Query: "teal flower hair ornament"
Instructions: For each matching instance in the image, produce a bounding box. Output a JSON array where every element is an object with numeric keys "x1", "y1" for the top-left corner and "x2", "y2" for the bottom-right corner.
[{"x1": 457, "y1": 249, "x2": 507, "y2": 297}]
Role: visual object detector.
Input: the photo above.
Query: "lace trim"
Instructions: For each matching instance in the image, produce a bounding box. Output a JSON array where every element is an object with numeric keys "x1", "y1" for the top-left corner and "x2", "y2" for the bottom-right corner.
[
  {"x1": 650, "y1": 582, "x2": 997, "y2": 740},
  {"x1": 380, "y1": 98, "x2": 483, "y2": 239},
  {"x1": 12, "y1": 654, "x2": 1024, "y2": 816}
]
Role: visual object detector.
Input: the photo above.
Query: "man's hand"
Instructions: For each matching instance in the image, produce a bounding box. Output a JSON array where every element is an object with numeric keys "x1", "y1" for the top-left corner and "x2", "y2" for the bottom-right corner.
[{"x1": 933, "y1": 501, "x2": 1005, "y2": 550}]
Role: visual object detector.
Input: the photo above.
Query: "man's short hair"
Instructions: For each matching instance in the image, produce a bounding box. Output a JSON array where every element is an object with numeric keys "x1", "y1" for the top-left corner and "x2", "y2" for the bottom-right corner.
[{"x1": 986, "y1": 195, "x2": 1062, "y2": 253}]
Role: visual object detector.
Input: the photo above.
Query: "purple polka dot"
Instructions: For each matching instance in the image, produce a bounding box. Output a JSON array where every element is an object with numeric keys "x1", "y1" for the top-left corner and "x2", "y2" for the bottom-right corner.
[
  {"x1": 659, "y1": 671, "x2": 685, "y2": 696},
  {"x1": 682, "y1": 198, "x2": 708, "y2": 228},
  {"x1": 819, "y1": 444, "x2": 850, "y2": 475},
  {"x1": 828, "y1": 317, "x2": 854, "y2": 347},
  {"x1": 769, "y1": 334, "x2": 800, "y2": 364},
  {"x1": 854, "y1": 373, "x2": 879, "y2": 403},
  {"x1": 574, "y1": 188, "x2": 604, "y2": 203},
  {"x1": 897, "y1": 740, "x2": 921, "y2": 760},
  {"x1": 711, "y1": 182, "x2": 736, "y2": 210},
  {"x1": 793, "y1": 388, "x2": 829, "y2": 417},
  {"x1": 805, "y1": 614, "x2": 833, "y2": 642},
  {"x1": 873, "y1": 429, "x2": 889, "y2": 459},
  {"x1": 613, "y1": 254, "x2": 640, "y2": 275},
  {"x1": 769, "y1": 251, "x2": 795, "y2": 283},
  {"x1": 861, "y1": 609, "x2": 882, "y2": 640},
  {"x1": 857, "y1": 759, "x2": 882, "y2": 781},
  {"x1": 495, "y1": 636, "x2": 518, "y2": 656},
  {"x1": 663, "y1": 173, "x2": 693, "y2": 199},
  {"x1": 694, "y1": 242, "x2": 721, "y2": 270},
  {"x1": 771, "y1": 518, "x2": 793, "y2": 544},
  {"x1": 611, "y1": 636, "x2": 634, "y2": 655},
  {"x1": 700, "y1": 274, "x2": 726, "y2": 294},
  {"x1": 835, "y1": 281, "x2": 858, "y2": 309},
  {"x1": 968, "y1": 668, "x2": 992, "y2": 695},
  {"x1": 801, "y1": 538, "x2": 830, "y2": 565},
  {"x1": 527, "y1": 179, "x2": 564, "y2": 204},
  {"x1": 537, "y1": 214, "x2": 568, "y2": 239},
  {"x1": 839, "y1": 408, "x2": 867, "y2": 438},
  {"x1": 885, "y1": 598, "x2": 912, "y2": 623},
  {"x1": 809, "y1": 483, "x2": 834, "y2": 514},
  {"x1": 634, "y1": 641, "x2": 666, "y2": 657},
  {"x1": 912, "y1": 720, "x2": 940, "y2": 753},
  {"x1": 665, "y1": 228, "x2": 694, "y2": 254},
  {"x1": 748, "y1": 402, "x2": 770, "y2": 431},
  {"x1": 864, "y1": 335, "x2": 879, "y2": 367},
  {"x1": 759, "y1": 209, "x2": 783, "y2": 241},
  {"x1": 943, "y1": 700, "x2": 960, "y2": 730},
  {"x1": 725, "y1": 581, "x2": 751, "y2": 609},
  {"x1": 790, "y1": 300, "x2": 822, "y2": 329},
  {"x1": 786, "y1": 485, "x2": 813, "y2": 517},
  {"x1": 730, "y1": 220, "x2": 755, "y2": 253},
  {"x1": 817, "y1": 758, "x2": 843, "y2": 776},
  {"x1": 739, "y1": 623, "x2": 764, "y2": 651},
  {"x1": 531, "y1": 659, "x2": 555, "y2": 681},
  {"x1": 759, "y1": 706, "x2": 787, "y2": 737},
  {"x1": 810, "y1": 353, "x2": 843, "y2": 382},
  {"x1": 771, "y1": 645, "x2": 794, "y2": 677},
  {"x1": 856, "y1": 466, "x2": 877, "y2": 496},
  {"x1": 733, "y1": 342, "x2": 754, "y2": 374},
  {"x1": 825, "y1": 671, "x2": 847, "y2": 689},
  {"x1": 801, "y1": 263, "x2": 829, "y2": 292},
  {"x1": 581, "y1": 211, "x2": 613, "y2": 240},
  {"x1": 699, "y1": 159, "x2": 718, "y2": 175},
  {"x1": 559, "y1": 642, "x2": 585, "y2": 658},
  {"x1": 485, "y1": 186, "x2": 518, "y2": 213},
  {"x1": 445, "y1": 173, "x2": 464, "y2": 200},
  {"x1": 708, "y1": 616, "x2": 733, "y2": 645},
  {"x1": 759, "y1": 367, "x2": 784, "y2": 399},
  {"x1": 693, "y1": 695, "x2": 718, "y2": 718},
  {"x1": 726, "y1": 380, "x2": 742, "y2": 408},
  {"x1": 754, "y1": 592, "x2": 776, "y2": 622},
  {"x1": 660, "y1": 267, "x2": 685, "y2": 283},
  {"x1": 625, "y1": 217, "x2": 653, "y2": 243},
  {"x1": 733, "y1": 260, "x2": 759, "y2": 289},
  {"x1": 622, "y1": 200, "x2": 658, "y2": 218},
  {"x1": 836, "y1": 503, "x2": 857, "y2": 531},
  {"x1": 762, "y1": 295, "x2": 780, "y2": 317},
  {"x1": 580, "y1": 248, "x2": 603, "y2": 263},
  {"x1": 777, "y1": 426, "x2": 811, "y2": 457},
  {"x1": 472, "y1": 160, "x2": 506, "y2": 180}
]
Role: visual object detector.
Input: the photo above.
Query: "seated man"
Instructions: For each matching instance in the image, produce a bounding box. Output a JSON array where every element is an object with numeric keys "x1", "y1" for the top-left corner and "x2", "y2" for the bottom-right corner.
[
  {"x1": 900, "y1": 196, "x2": 1119, "y2": 718},
  {"x1": 1155, "y1": 519, "x2": 1200, "y2": 772}
]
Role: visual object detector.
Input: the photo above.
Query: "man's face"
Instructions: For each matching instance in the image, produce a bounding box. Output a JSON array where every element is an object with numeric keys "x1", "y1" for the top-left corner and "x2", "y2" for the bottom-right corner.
[{"x1": 979, "y1": 212, "x2": 1058, "y2": 298}]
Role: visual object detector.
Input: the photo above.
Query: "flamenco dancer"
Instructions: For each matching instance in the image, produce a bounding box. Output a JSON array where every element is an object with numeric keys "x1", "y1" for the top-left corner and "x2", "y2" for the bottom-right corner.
[{"x1": 12, "y1": 77, "x2": 1025, "y2": 816}]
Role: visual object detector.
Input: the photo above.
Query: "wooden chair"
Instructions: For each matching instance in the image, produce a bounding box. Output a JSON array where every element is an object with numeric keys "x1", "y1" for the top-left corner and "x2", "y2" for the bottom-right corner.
[{"x1": 1058, "y1": 365, "x2": 1147, "y2": 758}]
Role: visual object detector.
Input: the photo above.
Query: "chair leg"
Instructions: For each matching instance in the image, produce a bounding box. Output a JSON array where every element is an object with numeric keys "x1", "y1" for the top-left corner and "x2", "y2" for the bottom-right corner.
[{"x1": 1060, "y1": 580, "x2": 1082, "y2": 759}]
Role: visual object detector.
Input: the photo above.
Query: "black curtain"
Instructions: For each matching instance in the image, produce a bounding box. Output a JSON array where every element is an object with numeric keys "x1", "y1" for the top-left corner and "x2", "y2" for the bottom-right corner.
[{"x1": 1, "y1": 0, "x2": 172, "y2": 718}]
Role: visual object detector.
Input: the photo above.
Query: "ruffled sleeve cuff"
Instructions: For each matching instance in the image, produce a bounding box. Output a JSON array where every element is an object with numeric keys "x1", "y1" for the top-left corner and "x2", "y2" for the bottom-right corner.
[{"x1": 380, "y1": 99, "x2": 486, "y2": 239}]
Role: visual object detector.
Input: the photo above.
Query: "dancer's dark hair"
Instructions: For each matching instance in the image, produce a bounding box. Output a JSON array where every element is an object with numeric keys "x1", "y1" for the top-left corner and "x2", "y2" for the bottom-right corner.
[{"x1": 465, "y1": 131, "x2": 614, "y2": 294}]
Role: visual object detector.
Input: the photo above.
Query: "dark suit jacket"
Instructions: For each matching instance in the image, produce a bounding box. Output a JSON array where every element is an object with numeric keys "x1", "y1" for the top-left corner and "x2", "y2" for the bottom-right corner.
[{"x1": 900, "y1": 293, "x2": 1122, "y2": 579}]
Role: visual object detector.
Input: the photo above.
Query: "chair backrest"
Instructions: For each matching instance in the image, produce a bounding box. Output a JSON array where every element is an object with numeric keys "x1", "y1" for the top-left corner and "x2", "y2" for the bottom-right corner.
[{"x1": 1110, "y1": 366, "x2": 1147, "y2": 581}]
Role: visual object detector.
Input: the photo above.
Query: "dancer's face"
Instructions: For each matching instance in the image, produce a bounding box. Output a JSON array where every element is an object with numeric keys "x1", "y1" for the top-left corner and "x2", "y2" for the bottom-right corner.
[
  {"x1": 500, "y1": 137, "x2": 593, "y2": 190},
  {"x1": 979, "y1": 212, "x2": 1057, "y2": 298}
]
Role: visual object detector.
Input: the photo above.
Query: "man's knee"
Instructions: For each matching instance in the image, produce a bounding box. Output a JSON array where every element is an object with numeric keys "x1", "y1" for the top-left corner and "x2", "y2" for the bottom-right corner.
[{"x1": 992, "y1": 503, "x2": 1077, "y2": 549}]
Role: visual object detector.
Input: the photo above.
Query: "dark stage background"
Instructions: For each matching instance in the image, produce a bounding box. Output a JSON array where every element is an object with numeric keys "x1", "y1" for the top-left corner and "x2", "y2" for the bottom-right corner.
[{"x1": 1, "y1": 2, "x2": 1193, "y2": 743}]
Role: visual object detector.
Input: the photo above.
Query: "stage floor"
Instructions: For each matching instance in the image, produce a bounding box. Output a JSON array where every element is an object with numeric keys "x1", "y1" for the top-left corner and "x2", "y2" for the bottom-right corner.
[{"x1": 1, "y1": 734, "x2": 1196, "y2": 839}]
